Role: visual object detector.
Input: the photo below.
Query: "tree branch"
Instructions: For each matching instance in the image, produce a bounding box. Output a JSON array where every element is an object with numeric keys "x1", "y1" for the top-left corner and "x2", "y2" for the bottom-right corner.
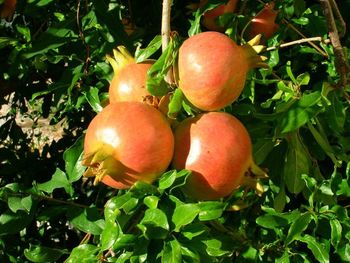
[
  {"x1": 320, "y1": 0, "x2": 350, "y2": 87},
  {"x1": 161, "y1": 0, "x2": 174, "y2": 84}
]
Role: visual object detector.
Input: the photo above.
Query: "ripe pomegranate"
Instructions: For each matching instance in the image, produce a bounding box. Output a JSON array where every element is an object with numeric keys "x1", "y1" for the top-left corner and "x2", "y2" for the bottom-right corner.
[
  {"x1": 247, "y1": 2, "x2": 279, "y2": 40},
  {"x1": 172, "y1": 112, "x2": 252, "y2": 200},
  {"x1": 106, "y1": 46, "x2": 153, "y2": 104},
  {"x1": 0, "y1": 0, "x2": 16, "y2": 19},
  {"x1": 83, "y1": 102, "x2": 174, "y2": 189},
  {"x1": 200, "y1": 0, "x2": 238, "y2": 31},
  {"x1": 178, "y1": 31, "x2": 265, "y2": 111}
]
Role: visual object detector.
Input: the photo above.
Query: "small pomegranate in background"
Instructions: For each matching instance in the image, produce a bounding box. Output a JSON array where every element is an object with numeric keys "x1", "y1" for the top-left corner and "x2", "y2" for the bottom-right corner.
[
  {"x1": 172, "y1": 112, "x2": 253, "y2": 200},
  {"x1": 178, "y1": 31, "x2": 266, "y2": 111},
  {"x1": 106, "y1": 46, "x2": 154, "y2": 104},
  {"x1": 247, "y1": 1, "x2": 279, "y2": 40},
  {"x1": 0, "y1": 0, "x2": 16, "y2": 19},
  {"x1": 83, "y1": 102, "x2": 174, "y2": 189},
  {"x1": 200, "y1": 0, "x2": 239, "y2": 31}
]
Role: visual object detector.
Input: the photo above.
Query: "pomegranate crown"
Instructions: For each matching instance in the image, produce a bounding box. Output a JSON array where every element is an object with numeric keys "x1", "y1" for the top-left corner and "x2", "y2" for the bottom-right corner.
[{"x1": 106, "y1": 46, "x2": 135, "y2": 76}]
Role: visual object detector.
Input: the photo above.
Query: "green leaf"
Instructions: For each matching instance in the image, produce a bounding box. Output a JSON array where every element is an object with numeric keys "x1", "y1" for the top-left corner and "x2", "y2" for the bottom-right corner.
[
  {"x1": 168, "y1": 89, "x2": 184, "y2": 118},
  {"x1": 285, "y1": 212, "x2": 312, "y2": 245},
  {"x1": 283, "y1": 132, "x2": 310, "y2": 194},
  {"x1": 143, "y1": 196, "x2": 159, "y2": 209},
  {"x1": 0, "y1": 37, "x2": 18, "y2": 49},
  {"x1": 84, "y1": 87, "x2": 103, "y2": 113},
  {"x1": 296, "y1": 72, "x2": 310, "y2": 86},
  {"x1": 24, "y1": 245, "x2": 67, "y2": 263},
  {"x1": 198, "y1": 201, "x2": 225, "y2": 221},
  {"x1": 37, "y1": 168, "x2": 73, "y2": 196},
  {"x1": 275, "y1": 251, "x2": 290, "y2": 263},
  {"x1": 256, "y1": 214, "x2": 289, "y2": 229},
  {"x1": 138, "y1": 208, "x2": 169, "y2": 239},
  {"x1": 135, "y1": 35, "x2": 162, "y2": 63},
  {"x1": 330, "y1": 219, "x2": 342, "y2": 249},
  {"x1": 106, "y1": 193, "x2": 139, "y2": 214},
  {"x1": 172, "y1": 204, "x2": 200, "y2": 232},
  {"x1": 113, "y1": 234, "x2": 137, "y2": 251},
  {"x1": 280, "y1": 91, "x2": 322, "y2": 133},
  {"x1": 8, "y1": 196, "x2": 26, "y2": 214},
  {"x1": 66, "y1": 244, "x2": 99, "y2": 263},
  {"x1": 63, "y1": 136, "x2": 85, "y2": 183},
  {"x1": 253, "y1": 138, "x2": 276, "y2": 165},
  {"x1": 67, "y1": 207, "x2": 104, "y2": 235},
  {"x1": 325, "y1": 91, "x2": 346, "y2": 132},
  {"x1": 162, "y1": 238, "x2": 182, "y2": 263},
  {"x1": 181, "y1": 223, "x2": 208, "y2": 240},
  {"x1": 296, "y1": 234, "x2": 329, "y2": 263},
  {"x1": 158, "y1": 169, "x2": 191, "y2": 191},
  {"x1": 100, "y1": 220, "x2": 120, "y2": 251},
  {"x1": 0, "y1": 209, "x2": 35, "y2": 235},
  {"x1": 203, "y1": 238, "x2": 230, "y2": 257}
]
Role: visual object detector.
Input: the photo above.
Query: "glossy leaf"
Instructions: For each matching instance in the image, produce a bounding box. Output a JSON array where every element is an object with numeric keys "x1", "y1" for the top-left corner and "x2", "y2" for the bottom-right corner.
[
  {"x1": 24, "y1": 245, "x2": 67, "y2": 263},
  {"x1": 172, "y1": 203, "x2": 200, "y2": 232},
  {"x1": 285, "y1": 212, "x2": 313, "y2": 245}
]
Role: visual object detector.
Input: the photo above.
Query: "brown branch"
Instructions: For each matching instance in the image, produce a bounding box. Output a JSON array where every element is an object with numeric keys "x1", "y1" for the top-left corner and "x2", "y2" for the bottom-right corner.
[
  {"x1": 320, "y1": 0, "x2": 350, "y2": 87},
  {"x1": 329, "y1": 0, "x2": 346, "y2": 38},
  {"x1": 266, "y1": 37, "x2": 331, "y2": 51}
]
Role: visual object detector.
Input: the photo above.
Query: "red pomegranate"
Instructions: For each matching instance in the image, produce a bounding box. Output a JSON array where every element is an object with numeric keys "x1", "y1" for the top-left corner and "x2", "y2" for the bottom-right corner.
[
  {"x1": 248, "y1": 2, "x2": 279, "y2": 40},
  {"x1": 200, "y1": 0, "x2": 238, "y2": 31},
  {"x1": 106, "y1": 46, "x2": 153, "y2": 104},
  {"x1": 172, "y1": 112, "x2": 252, "y2": 200},
  {"x1": 178, "y1": 31, "x2": 265, "y2": 111},
  {"x1": 83, "y1": 102, "x2": 174, "y2": 189}
]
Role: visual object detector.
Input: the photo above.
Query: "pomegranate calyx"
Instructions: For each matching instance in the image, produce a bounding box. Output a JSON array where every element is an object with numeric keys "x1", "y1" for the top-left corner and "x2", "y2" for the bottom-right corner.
[
  {"x1": 82, "y1": 144, "x2": 117, "y2": 185},
  {"x1": 241, "y1": 36, "x2": 269, "y2": 69},
  {"x1": 106, "y1": 46, "x2": 135, "y2": 76}
]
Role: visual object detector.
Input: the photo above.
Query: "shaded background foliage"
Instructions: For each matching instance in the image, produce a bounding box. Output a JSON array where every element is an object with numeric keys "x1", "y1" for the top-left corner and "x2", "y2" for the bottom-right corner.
[{"x1": 1, "y1": 0, "x2": 350, "y2": 262}]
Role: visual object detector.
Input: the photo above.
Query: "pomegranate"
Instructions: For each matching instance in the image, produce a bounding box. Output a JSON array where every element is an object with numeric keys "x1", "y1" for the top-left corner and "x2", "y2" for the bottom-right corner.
[
  {"x1": 247, "y1": 2, "x2": 279, "y2": 40},
  {"x1": 0, "y1": 0, "x2": 16, "y2": 19},
  {"x1": 200, "y1": 0, "x2": 238, "y2": 31},
  {"x1": 83, "y1": 102, "x2": 174, "y2": 189},
  {"x1": 172, "y1": 112, "x2": 252, "y2": 200},
  {"x1": 106, "y1": 46, "x2": 153, "y2": 104},
  {"x1": 178, "y1": 31, "x2": 265, "y2": 111}
]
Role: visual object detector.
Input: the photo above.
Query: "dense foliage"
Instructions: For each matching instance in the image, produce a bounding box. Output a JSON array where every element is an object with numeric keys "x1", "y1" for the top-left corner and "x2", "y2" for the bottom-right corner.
[{"x1": 1, "y1": 0, "x2": 350, "y2": 262}]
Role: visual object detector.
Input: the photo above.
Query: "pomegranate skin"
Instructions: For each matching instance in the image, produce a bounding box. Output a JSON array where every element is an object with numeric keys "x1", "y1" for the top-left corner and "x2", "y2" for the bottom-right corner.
[
  {"x1": 178, "y1": 31, "x2": 250, "y2": 111},
  {"x1": 83, "y1": 102, "x2": 174, "y2": 189},
  {"x1": 200, "y1": 0, "x2": 238, "y2": 31},
  {"x1": 248, "y1": 2, "x2": 279, "y2": 40},
  {"x1": 172, "y1": 112, "x2": 252, "y2": 200},
  {"x1": 109, "y1": 61, "x2": 153, "y2": 103}
]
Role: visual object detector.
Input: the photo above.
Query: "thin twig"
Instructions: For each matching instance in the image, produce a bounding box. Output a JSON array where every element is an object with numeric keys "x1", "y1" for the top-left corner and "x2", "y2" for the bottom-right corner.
[
  {"x1": 161, "y1": 0, "x2": 174, "y2": 84},
  {"x1": 320, "y1": 0, "x2": 350, "y2": 87},
  {"x1": 266, "y1": 37, "x2": 331, "y2": 51},
  {"x1": 77, "y1": 0, "x2": 91, "y2": 75},
  {"x1": 283, "y1": 21, "x2": 328, "y2": 57}
]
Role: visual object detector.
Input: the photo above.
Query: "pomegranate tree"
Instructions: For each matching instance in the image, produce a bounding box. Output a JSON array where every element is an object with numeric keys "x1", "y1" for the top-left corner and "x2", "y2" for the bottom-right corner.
[
  {"x1": 106, "y1": 46, "x2": 153, "y2": 104},
  {"x1": 172, "y1": 112, "x2": 252, "y2": 200},
  {"x1": 83, "y1": 102, "x2": 174, "y2": 189},
  {"x1": 200, "y1": 0, "x2": 238, "y2": 31},
  {"x1": 178, "y1": 31, "x2": 265, "y2": 111}
]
